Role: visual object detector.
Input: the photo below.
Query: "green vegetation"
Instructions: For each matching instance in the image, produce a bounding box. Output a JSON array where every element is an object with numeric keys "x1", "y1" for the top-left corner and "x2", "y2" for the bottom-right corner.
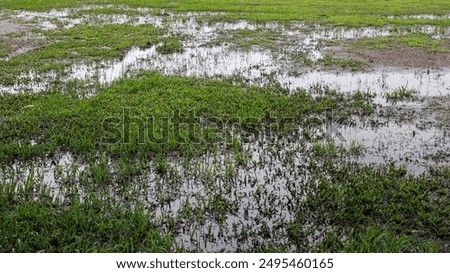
[
  {"x1": 1, "y1": 0, "x2": 449, "y2": 253},
  {"x1": 316, "y1": 55, "x2": 365, "y2": 70},
  {"x1": 338, "y1": 227, "x2": 439, "y2": 253},
  {"x1": 156, "y1": 38, "x2": 184, "y2": 54},
  {"x1": 352, "y1": 33, "x2": 450, "y2": 53},
  {"x1": 0, "y1": 175, "x2": 174, "y2": 252},
  {"x1": 0, "y1": 24, "x2": 177, "y2": 86},
  {"x1": 2, "y1": 0, "x2": 450, "y2": 26},
  {"x1": 0, "y1": 71, "x2": 372, "y2": 163},
  {"x1": 385, "y1": 86, "x2": 417, "y2": 102},
  {"x1": 289, "y1": 165, "x2": 449, "y2": 252},
  {"x1": 0, "y1": 39, "x2": 11, "y2": 58}
]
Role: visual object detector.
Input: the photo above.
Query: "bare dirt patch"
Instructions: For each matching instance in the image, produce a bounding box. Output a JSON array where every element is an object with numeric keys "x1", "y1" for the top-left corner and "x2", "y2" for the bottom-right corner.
[{"x1": 335, "y1": 46, "x2": 450, "y2": 68}]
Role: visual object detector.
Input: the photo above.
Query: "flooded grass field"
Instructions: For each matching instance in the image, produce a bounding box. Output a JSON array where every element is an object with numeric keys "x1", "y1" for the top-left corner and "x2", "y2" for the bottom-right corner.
[{"x1": 0, "y1": 1, "x2": 449, "y2": 253}]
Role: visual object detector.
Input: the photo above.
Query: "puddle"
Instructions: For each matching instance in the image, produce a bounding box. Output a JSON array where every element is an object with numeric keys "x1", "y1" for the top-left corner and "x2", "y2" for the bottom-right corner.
[
  {"x1": 1, "y1": 153, "x2": 87, "y2": 203},
  {"x1": 3, "y1": 42, "x2": 449, "y2": 100},
  {"x1": 3, "y1": 6, "x2": 450, "y2": 97},
  {"x1": 11, "y1": 6, "x2": 227, "y2": 31},
  {"x1": 68, "y1": 45, "x2": 276, "y2": 84},
  {"x1": 0, "y1": 135, "x2": 345, "y2": 251},
  {"x1": 282, "y1": 69, "x2": 450, "y2": 100},
  {"x1": 387, "y1": 14, "x2": 450, "y2": 20},
  {"x1": 14, "y1": 9, "x2": 164, "y2": 30},
  {"x1": 2, "y1": 116, "x2": 447, "y2": 251},
  {"x1": 23, "y1": 45, "x2": 450, "y2": 100},
  {"x1": 342, "y1": 123, "x2": 450, "y2": 175}
]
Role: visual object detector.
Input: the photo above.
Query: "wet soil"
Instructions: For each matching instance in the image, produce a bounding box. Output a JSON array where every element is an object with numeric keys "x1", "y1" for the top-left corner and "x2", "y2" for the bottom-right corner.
[
  {"x1": 0, "y1": 19, "x2": 47, "y2": 58},
  {"x1": 0, "y1": 19, "x2": 27, "y2": 35},
  {"x1": 336, "y1": 46, "x2": 450, "y2": 68}
]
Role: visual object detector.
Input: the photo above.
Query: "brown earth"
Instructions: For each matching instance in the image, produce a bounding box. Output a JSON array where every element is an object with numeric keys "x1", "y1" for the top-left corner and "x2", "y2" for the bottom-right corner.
[{"x1": 335, "y1": 45, "x2": 450, "y2": 69}]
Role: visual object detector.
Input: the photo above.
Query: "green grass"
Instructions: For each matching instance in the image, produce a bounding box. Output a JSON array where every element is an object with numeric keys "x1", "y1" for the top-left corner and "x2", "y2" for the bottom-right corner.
[
  {"x1": 323, "y1": 227, "x2": 440, "y2": 253},
  {"x1": 0, "y1": 176, "x2": 174, "y2": 252},
  {"x1": 0, "y1": 39, "x2": 11, "y2": 58},
  {"x1": 0, "y1": 24, "x2": 176, "y2": 86},
  {"x1": 0, "y1": 71, "x2": 372, "y2": 163},
  {"x1": 1, "y1": 0, "x2": 450, "y2": 26},
  {"x1": 156, "y1": 38, "x2": 184, "y2": 54},
  {"x1": 316, "y1": 55, "x2": 365, "y2": 70},
  {"x1": 385, "y1": 86, "x2": 417, "y2": 101},
  {"x1": 1, "y1": 0, "x2": 449, "y2": 254},
  {"x1": 352, "y1": 33, "x2": 450, "y2": 53},
  {"x1": 288, "y1": 165, "x2": 450, "y2": 252}
]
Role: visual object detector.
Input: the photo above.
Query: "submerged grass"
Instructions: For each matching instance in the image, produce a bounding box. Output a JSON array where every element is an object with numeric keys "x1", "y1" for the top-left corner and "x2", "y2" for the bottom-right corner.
[
  {"x1": 352, "y1": 33, "x2": 450, "y2": 53},
  {"x1": 316, "y1": 55, "x2": 365, "y2": 71},
  {"x1": 0, "y1": 24, "x2": 177, "y2": 86},
  {"x1": 289, "y1": 165, "x2": 450, "y2": 252}
]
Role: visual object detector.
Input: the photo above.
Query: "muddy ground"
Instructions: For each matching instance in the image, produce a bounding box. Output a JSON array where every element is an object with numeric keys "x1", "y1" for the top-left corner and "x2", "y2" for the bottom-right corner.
[{"x1": 335, "y1": 46, "x2": 450, "y2": 68}]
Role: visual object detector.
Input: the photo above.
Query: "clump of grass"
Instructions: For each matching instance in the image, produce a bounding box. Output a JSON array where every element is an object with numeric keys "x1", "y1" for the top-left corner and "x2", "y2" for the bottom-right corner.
[
  {"x1": 0, "y1": 39, "x2": 11, "y2": 58},
  {"x1": 386, "y1": 86, "x2": 417, "y2": 102},
  {"x1": 347, "y1": 140, "x2": 363, "y2": 155},
  {"x1": 312, "y1": 141, "x2": 338, "y2": 156},
  {"x1": 320, "y1": 227, "x2": 440, "y2": 253},
  {"x1": 156, "y1": 39, "x2": 184, "y2": 54},
  {"x1": 316, "y1": 55, "x2": 365, "y2": 71}
]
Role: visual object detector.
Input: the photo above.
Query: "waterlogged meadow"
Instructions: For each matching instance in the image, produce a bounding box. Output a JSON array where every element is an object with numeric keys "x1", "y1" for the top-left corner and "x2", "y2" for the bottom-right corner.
[{"x1": 0, "y1": 1, "x2": 449, "y2": 253}]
